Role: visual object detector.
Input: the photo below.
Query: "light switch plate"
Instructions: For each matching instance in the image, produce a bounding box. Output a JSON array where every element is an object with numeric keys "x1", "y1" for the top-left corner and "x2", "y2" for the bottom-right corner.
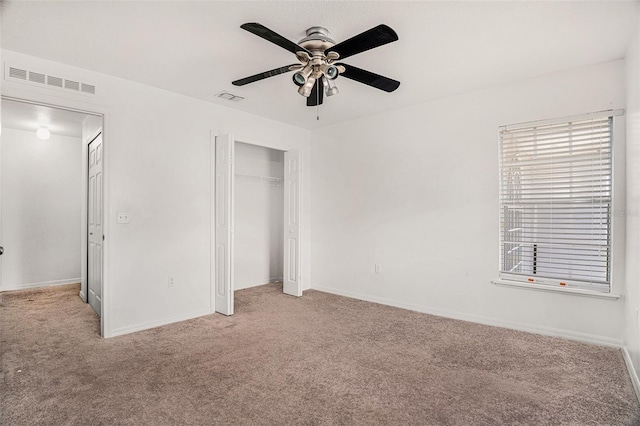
[{"x1": 117, "y1": 212, "x2": 130, "y2": 224}]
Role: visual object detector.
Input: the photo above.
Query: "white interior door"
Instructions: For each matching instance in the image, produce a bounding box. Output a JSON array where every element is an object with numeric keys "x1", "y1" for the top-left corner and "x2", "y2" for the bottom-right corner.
[
  {"x1": 283, "y1": 148, "x2": 302, "y2": 297},
  {"x1": 215, "y1": 134, "x2": 234, "y2": 315},
  {"x1": 88, "y1": 133, "x2": 103, "y2": 316}
]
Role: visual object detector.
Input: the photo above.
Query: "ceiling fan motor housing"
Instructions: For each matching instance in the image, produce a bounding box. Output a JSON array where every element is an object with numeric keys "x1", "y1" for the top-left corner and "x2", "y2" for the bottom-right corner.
[
  {"x1": 293, "y1": 27, "x2": 341, "y2": 95},
  {"x1": 298, "y1": 27, "x2": 335, "y2": 52}
]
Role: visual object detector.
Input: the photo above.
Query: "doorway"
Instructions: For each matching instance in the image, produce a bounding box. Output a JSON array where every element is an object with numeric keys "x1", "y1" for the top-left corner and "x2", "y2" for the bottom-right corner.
[
  {"x1": 0, "y1": 97, "x2": 105, "y2": 325},
  {"x1": 213, "y1": 134, "x2": 302, "y2": 315},
  {"x1": 234, "y1": 142, "x2": 284, "y2": 291}
]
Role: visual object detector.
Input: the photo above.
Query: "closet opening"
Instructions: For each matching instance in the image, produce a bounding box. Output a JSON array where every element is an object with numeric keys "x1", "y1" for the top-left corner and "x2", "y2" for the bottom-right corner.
[
  {"x1": 213, "y1": 134, "x2": 302, "y2": 316},
  {"x1": 234, "y1": 142, "x2": 284, "y2": 292}
]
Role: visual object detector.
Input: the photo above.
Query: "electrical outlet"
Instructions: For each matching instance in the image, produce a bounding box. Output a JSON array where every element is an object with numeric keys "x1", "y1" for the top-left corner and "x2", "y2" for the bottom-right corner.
[
  {"x1": 168, "y1": 276, "x2": 175, "y2": 288},
  {"x1": 117, "y1": 212, "x2": 130, "y2": 224},
  {"x1": 375, "y1": 264, "x2": 382, "y2": 274}
]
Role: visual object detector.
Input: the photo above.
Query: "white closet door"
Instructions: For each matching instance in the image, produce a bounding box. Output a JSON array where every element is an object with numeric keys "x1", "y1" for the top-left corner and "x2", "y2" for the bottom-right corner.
[
  {"x1": 283, "y1": 148, "x2": 302, "y2": 297},
  {"x1": 215, "y1": 134, "x2": 234, "y2": 315}
]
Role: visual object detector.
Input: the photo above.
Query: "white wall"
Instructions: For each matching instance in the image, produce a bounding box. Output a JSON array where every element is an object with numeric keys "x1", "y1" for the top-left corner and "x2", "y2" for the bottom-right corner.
[
  {"x1": 625, "y1": 9, "x2": 640, "y2": 377},
  {"x1": 0, "y1": 127, "x2": 82, "y2": 290},
  {"x1": 311, "y1": 60, "x2": 627, "y2": 345},
  {"x1": 1, "y1": 49, "x2": 311, "y2": 337},
  {"x1": 234, "y1": 142, "x2": 284, "y2": 290}
]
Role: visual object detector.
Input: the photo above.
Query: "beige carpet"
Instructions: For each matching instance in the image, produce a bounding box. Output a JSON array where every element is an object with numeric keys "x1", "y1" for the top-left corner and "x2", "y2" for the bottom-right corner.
[{"x1": 1, "y1": 283, "x2": 638, "y2": 425}]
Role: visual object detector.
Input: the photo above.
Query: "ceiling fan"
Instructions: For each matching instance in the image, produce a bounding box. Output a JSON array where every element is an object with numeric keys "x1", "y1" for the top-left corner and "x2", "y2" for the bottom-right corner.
[{"x1": 232, "y1": 23, "x2": 400, "y2": 107}]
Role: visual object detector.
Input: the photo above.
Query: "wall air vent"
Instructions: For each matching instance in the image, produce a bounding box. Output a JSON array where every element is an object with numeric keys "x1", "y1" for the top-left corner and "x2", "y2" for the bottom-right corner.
[
  {"x1": 4, "y1": 64, "x2": 96, "y2": 96},
  {"x1": 28, "y1": 71, "x2": 46, "y2": 84},
  {"x1": 47, "y1": 75, "x2": 63, "y2": 88},
  {"x1": 9, "y1": 67, "x2": 27, "y2": 80},
  {"x1": 64, "y1": 79, "x2": 80, "y2": 91},
  {"x1": 81, "y1": 83, "x2": 95, "y2": 94}
]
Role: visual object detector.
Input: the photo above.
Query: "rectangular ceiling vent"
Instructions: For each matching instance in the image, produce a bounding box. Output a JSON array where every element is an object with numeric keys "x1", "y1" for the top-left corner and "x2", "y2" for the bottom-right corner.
[
  {"x1": 215, "y1": 91, "x2": 244, "y2": 102},
  {"x1": 5, "y1": 65, "x2": 96, "y2": 96}
]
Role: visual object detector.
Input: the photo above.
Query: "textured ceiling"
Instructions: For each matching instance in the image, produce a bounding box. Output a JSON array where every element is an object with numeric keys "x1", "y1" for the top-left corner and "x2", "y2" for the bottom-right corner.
[{"x1": 1, "y1": 1, "x2": 637, "y2": 130}]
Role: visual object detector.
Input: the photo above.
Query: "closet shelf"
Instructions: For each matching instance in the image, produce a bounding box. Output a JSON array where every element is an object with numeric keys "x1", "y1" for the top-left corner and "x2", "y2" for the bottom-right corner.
[{"x1": 235, "y1": 173, "x2": 284, "y2": 184}]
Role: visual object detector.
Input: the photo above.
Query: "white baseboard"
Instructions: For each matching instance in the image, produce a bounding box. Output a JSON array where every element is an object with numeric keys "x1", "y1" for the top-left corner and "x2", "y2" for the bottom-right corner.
[
  {"x1": 108, "y1": 308, "x2": 213, "y2": 338},
  {"x1": 0, "y1": 277, "x2": 82, "y2": 292},
  {"x1": 79, "y1": 290, "x2": 87, "y2": 303},
  {"x1": 622, "y1": 347, "x2": 640, "y2": 403},
  {"x1": 311, "y1": 284, "x2": 623, "y2": 348}
]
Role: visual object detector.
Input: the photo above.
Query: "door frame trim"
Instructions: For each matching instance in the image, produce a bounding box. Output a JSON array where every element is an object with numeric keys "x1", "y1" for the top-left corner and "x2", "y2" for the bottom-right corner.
[
  {"x1": 1, "y1": 95, "x2": 110, "y2": 337},
  {"x1": 211, "y1": 133, "x2": 304, "y2": 314}
]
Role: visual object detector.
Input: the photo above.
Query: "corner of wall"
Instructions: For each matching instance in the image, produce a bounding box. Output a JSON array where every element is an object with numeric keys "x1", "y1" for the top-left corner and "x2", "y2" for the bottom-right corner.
[{"x1": 624, "y1": 5, "x2": 640, "y2": 388}]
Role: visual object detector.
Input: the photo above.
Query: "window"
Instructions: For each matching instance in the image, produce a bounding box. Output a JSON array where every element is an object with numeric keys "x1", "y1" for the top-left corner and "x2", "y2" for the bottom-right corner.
[{"x1": 499, "y1": 112, "x2": 614, "y2": 293}]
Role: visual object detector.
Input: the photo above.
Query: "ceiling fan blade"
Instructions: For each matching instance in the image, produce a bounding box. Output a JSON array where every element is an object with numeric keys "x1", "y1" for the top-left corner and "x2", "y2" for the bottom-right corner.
[
  {"x1": 307, "y1": 79, "x2": 324, "y2": 106},
  {"x1": 336, "y1": 63, "x2": 400, "y2": 92},
  {"x1": 326, "y1": 24, "x2": 398, "y2": 60},
  {"x1": 241, "y1": 23, "x2": 312, "y2": 56},
  {"x1": 232, "y1": 64, "x2": 299, "y2": 86}
]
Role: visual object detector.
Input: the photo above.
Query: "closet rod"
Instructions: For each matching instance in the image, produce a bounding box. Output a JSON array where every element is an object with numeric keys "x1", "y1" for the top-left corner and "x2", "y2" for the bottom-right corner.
[{"x1": 235, "y1": 173, "x2": 284, "y2": 183}]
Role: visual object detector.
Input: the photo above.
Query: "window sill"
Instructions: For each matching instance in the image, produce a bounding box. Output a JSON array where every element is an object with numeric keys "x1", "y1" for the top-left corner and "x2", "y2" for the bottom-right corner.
[{"x1": 492, "y1": 279, "x2": 621, "y2": 300}]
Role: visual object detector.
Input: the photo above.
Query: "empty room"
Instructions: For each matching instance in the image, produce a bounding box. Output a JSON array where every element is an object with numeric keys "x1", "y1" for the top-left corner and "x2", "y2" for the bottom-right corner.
[{"x1": 1, "y1": 1, "x2": 640, "y2": 424}]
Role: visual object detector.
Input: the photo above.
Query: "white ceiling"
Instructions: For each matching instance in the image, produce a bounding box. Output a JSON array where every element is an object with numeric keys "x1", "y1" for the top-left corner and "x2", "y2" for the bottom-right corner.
[
  {"x1": 2, "y1": 99, "x2": 90, "y2": 138},
  {"x1": 1, "y1": 1, "x2": 637, "y2": 130}
]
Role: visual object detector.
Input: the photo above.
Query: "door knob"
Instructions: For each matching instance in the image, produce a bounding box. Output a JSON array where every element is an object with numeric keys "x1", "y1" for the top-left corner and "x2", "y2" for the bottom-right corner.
[{"x1": 0, "y1": 246, "x2": 4, "y2": 255}]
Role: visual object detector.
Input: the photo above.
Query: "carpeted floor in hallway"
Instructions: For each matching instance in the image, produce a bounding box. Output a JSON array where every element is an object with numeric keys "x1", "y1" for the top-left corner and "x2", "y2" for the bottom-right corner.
[{"x1": 1, "y1": 283, "x2": 639, "y2": 425}]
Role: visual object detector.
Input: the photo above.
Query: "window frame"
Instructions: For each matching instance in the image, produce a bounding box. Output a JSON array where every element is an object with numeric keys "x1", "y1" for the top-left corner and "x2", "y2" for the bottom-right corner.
[{"x1": 496, "y1": 109, "x2": 624, "y2": 297}]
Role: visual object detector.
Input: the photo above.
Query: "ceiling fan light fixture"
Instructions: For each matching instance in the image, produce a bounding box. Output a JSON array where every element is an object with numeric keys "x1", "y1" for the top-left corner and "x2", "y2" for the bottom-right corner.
[
  {"x1": 292, "y1": 72, "x2": 306, "y2": 86},
  {"x1": 298, "y1": 76, "x2": 316, "y2": 97},
  {"x1": 324, "y1": 76, "x2": 339, "y2": 96},
  {"x1": 292, "y1": 63, "x2": 314, "y2": 87},
  {"x1": 324, "y1": 65, "x2": 339, "y2": 80}
]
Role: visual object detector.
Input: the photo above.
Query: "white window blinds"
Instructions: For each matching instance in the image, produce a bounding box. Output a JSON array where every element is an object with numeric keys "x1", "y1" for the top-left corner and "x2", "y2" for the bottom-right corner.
[{"x1": 499, "y1": 113, "x2": 613, "y2": 293}]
